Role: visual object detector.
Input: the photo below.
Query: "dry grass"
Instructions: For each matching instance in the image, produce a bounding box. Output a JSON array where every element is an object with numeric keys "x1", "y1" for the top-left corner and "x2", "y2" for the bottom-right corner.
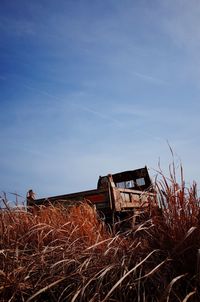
[{"x1": 1, "y1": 167, "x2": 200, "y2": 301}]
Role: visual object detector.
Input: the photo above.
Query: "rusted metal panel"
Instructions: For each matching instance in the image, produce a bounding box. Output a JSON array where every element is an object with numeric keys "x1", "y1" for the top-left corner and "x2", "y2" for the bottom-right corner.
[
  {"x1": 85, "y1": 193, "x2": 106, "y2": 203},
  {"x1": 112, "y1": 188, "x2": 123, "y2": 211},
  {"x1": 113, "y1": 188, "x2": 156, "y2": 210},
  {"x1": 120, "y1": 192, "x2": 131, "y2": 203},
  {"x1": 120, "y1": 193, "x2": 140, "y2": 208},
  {"x1": 32, "y1": 188, "x2": 109, "y2": 206}
]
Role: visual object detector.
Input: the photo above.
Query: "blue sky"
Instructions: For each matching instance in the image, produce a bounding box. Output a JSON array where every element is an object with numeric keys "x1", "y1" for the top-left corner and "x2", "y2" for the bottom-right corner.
[{"x1": 1, "y1": 0, "x2": 200, "y2": 201}]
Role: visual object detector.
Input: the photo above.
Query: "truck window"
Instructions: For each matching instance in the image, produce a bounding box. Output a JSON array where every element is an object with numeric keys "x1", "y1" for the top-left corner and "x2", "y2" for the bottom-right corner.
[
  {"x1": 116, "y1": 180, "x2": 135, "y2": 189},
  {"x1": 136, "y1": 178, "x2": 145, "y2": 186}
]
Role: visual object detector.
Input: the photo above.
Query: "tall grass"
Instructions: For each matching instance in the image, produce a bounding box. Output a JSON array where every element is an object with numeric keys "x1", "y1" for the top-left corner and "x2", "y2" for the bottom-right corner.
[{"x1": 1, "y1": 167, "x2": 200, "y2": 301}]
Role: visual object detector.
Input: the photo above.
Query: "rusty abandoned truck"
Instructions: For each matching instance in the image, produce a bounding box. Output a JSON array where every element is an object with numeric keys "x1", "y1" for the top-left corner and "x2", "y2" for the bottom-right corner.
[{"x1": 27, "y1": 167, "x2": 156, "y2": 225}]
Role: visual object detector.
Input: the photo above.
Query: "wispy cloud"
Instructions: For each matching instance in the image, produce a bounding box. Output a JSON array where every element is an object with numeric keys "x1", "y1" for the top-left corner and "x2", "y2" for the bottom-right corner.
[
  {"x1": 22, "y1": 83, "x2": 122, "y2": 126},
  {"x1": 74, "y1": 104, "x2": 122, "y2": 125},
  {"x1": 132, "y1": 71, "x2": 168, "y2": 85},
  {"x1": 22, "y1": 83, "x2": 63, "y2": 102}
]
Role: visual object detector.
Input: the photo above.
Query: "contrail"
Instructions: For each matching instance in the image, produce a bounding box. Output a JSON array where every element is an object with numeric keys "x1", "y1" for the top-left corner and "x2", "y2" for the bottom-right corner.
[{"x1": 22, "y1": 83, "x2": 122, "y2": 125}]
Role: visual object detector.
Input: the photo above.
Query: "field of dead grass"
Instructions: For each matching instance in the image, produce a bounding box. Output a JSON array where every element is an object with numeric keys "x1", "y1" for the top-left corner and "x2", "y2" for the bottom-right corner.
[{"x1": 1, "y1": 168, "x2": 200, "y2": 302}]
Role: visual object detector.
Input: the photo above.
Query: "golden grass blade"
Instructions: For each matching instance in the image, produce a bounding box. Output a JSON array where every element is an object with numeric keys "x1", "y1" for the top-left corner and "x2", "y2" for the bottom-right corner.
[
  {"x1": 184, "y1": 226, "x2": 197, "y2": 240},
  {"x1": 0, "y1": 269, "x2": 6, "y2": 277},
  {"x1": 86, "y1": 237, "x2": 114, "y2": 251},
  {"x1": 101, "y1": 250, "x2": 159, "y2": 302},
  {"x1": 26, "y1": 277, "x2": 66, "y2": 302},
  {"x1": 71, "y1": 264, "x2": 115, "y2": 302},
  {"x1": 165, "y1": 274, "x2": 186, "y2": 302},
  {"x1": 133, "y1": 258, "x2": 170, "y2": 282},
  {"x1": 182, "y1": 290, "x2": 196, "y2": 302},
  {"x1": 71, "y1": 287, "x2": 82, "y2": 302},
  {"x1": 51, "y1": 259, "x2": 77, "y2": 268},
  {"x1": 172, "y1": 227, "x2": 197, "y2": 254}
]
